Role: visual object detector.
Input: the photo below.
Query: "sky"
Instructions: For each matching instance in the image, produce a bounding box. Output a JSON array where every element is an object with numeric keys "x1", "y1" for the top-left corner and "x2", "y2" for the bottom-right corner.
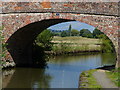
[{"x1": 48, "y1": 21, "x2": 95, "y2": 32}]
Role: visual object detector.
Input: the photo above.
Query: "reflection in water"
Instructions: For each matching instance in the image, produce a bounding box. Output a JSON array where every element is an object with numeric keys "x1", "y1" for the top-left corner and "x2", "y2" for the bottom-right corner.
[
  {"x1": 101, "y1": 53, "x2": 116, "y2": 65},
  {"x1": 3, "y1": 68, "x2": 52, "y2": 88},
  {"x1": 2, "y1": 69, "x2": 15, "y2": 88},
  {"x1": 2, "y1": 53, "x2": 116, "y2": 88}
]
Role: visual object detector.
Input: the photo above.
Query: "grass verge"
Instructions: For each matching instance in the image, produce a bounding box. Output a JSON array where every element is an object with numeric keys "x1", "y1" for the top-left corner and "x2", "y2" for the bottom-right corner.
[
  {"x1": 79, "y1": 69, "x2": 102, "y2": 88},
  {"x1": 106, "y1": 68, "x2": 120, "y2": 87}
]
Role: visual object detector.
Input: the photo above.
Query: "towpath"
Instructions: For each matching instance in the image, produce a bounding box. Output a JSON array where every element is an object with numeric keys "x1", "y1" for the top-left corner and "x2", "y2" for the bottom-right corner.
[{"x1": 93, "y1": 70, "x2": 118, "y2": 88}]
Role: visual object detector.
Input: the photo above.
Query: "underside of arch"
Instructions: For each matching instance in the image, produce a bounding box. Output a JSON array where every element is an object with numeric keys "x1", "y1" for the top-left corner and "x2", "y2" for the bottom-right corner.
[{"x1": 6, "y1": 19, "x2": 74, "y2": 66}]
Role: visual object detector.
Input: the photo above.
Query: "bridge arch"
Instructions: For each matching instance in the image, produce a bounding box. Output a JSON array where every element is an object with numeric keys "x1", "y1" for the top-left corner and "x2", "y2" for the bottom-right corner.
[
  {"x1": 2, "y1": 13, "x2": 118, "y2": 66},
  {"x1": 6, "y1": 19, "x2": 73, "y2": 66}
]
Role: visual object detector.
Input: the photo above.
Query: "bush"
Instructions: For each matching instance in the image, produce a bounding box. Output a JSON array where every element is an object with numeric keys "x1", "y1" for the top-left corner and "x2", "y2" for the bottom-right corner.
[
  {"x1": 71, "y1": 29, "x2": 79, "y2": 36},
  {"x1": 35, "y1": 29, "x2": 53, "y2": 51},
  {"x1": 93, "y1": 28, "x2": 103, "y2": 38},
  {"x1": 80, "y1": 29, "x2": 93, "y2": 38},
  {"x1": 61, "y1": 31, "x2": 68, "y2": 37},
  {"x1": 32, "y1": 44, "x2": 48, "y2": 68},
  {"x1": 98, "y1": 34, "x2": 115, "y2": 53}
]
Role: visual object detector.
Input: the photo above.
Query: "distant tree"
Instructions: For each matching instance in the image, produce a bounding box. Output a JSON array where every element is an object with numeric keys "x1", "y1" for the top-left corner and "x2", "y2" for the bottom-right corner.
[
  {"x1": 87, "y1": 33, "x2": 93, "y2": 38},
  {"x1": 80, "y1": 29, "x2": 88, "y2": 36},
  {"x1": 71, "y1": 29, "x2": 79, "y2": 36},
  {"x1": 80, "y1": 29, "x2": 93, "y2": 38},
  {"x1": 93, "y1": 28, "x2": 103, "y2": 38},
  {"x1": 35, "y1": 29, "x2": 53, "y2": 51},
  {"x1": 61, "y1": 31, "x2": 68, "y2": 37},
  {"x1": 68, "y1": 24, "x2": 72, "y2": 36},
  {"x1": 52, "y1": 32, "x2": 61, "y2": 36}
]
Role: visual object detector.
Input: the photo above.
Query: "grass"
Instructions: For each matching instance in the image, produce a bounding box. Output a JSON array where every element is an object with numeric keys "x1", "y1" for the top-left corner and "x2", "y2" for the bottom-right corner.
[
  {"x1": 50, "y1": 36, "x2": 102, "y2": 54},
  {"x1": 79, "y1": 69, "x2": 102, "y2": 88},
  {"x1": 52, "y1": 36, "x2": 102, "y2": 45},
  {"x1": 106, "y1": 68, "x2": 120, "y2": 87}
]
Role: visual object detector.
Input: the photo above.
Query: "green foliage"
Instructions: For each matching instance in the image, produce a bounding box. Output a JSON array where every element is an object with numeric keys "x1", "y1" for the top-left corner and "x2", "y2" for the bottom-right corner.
[
  {"x1": 0, "y1": 26, "x2": 7, "y2": 68},
  {"x1": 51, "y1": 36, "x2": 101, "y2": 55},
  {"x1": 32, "y1": 44, "x2": 48, "y2": 68},
  {"x1": 61, "y1": 31, "x2": 68, "y2": 37},
  {"x1": 52, "y1": 42, "x2": 70, "y2": 53},
  {"x1": 52, "y1": 32, "x2": 61, "y2": 36},
  {"x1": 68, "y1": 24, "x2": 72, "y2": 36},
  {"x1": 92, "y1": 28, "x2": 115, "y2": 53},
  {"x1": 35, "y1": 29, "x2": 53, "y2": 51},
  {"x1": 71, "y1": 29, "x2": 79, "y2": 36},
  {"x1": 80, "y1": 29, "x2": 93, "y2": 38},
  {"x1": 79, "y1": 29, "x2": 87, "y2": 36},
  {"x1": 93, "y1": 28, "x2": 103, "y2": 38},
  {"x1": 80, "y1": 69, "x2": 102, "y2": 88},
  {"x1": 106, "y1": 68, "x2": 120, "y2": 87},
  {"x1": 33, "y1": 29, "x2": 53, "y2": 67},
  {"x1": 60, "y1": 42, "x2": 69, "y2": 52},
  {"x1": 98, "y1": 34, "x2": 115, "y2": 53}
]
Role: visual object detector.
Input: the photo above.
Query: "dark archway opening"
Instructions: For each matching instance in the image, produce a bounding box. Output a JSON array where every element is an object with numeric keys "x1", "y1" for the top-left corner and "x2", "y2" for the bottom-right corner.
[{"x1": 6, "y1": 19, "x2": 74, "y2": 67}]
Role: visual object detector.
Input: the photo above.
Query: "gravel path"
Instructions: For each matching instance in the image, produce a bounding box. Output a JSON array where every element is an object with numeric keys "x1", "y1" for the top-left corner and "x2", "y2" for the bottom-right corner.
[{"x1": 93, "y1": 70, "x2": 118, "y2": 88}]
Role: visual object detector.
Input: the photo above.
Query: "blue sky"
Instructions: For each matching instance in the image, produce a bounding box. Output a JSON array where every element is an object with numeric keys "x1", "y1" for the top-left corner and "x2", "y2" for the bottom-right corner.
[{"x1": 48, "y1": 21, "x2": 95, "y2": 32}]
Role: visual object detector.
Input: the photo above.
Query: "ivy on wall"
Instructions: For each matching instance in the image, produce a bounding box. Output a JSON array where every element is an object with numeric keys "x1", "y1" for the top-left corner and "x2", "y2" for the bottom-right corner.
[{"x1": 0, "y1": 26, "x2": 6, "y2": 68}]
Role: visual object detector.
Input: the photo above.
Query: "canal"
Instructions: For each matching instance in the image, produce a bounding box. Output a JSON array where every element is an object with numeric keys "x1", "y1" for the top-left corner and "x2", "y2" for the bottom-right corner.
[{"x1": 2, "y1": 53, "x2": 116, "y2": 88}]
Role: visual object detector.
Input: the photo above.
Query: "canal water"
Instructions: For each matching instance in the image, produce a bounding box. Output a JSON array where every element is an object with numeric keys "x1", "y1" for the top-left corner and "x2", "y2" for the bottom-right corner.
[{"x1": 2, "y1": 53, "x2": 116, "y2": 88}]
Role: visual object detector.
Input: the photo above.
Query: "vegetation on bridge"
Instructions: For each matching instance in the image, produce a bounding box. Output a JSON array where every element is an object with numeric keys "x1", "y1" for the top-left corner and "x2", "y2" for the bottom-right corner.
[{"x1": 0, "y1": 26, "x2": 7, "y2": 68}]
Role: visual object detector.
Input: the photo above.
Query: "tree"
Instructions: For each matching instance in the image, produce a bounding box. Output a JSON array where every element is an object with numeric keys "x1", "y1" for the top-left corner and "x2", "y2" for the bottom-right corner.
[
  {"x1": 68, "y1": 24, "x2": 72, "y2": 36},
  {"x1": 92, "y1": 28, "x2": 115, "y2": 53},
  {"x1": 52, "y1": 32, "x2": 61, "y2": 36},
  {"x1": 97, "y1": 34, "x2": 115, "y2": 53},
  {"x1": 71, "y1": 29, "x2": 79, "y2": 36},
  {"x1": 35, "y1": 29, "x2": 53, "y2": 51},
  {"x1": 80, "y1": 29, "x2": 93, "y2": 38},
  {"x1": 87, "y1": 33, "x2": 93, "y2": 38},
  {"x1": 80, "y1": 29, "x2": 89, "y2": 36},
  {"x1": 61, "y1": 31, "x2": 68, "y2": 37},
  {"x1": 93, "y1": 28, "x2": 103, "y2": 38}
]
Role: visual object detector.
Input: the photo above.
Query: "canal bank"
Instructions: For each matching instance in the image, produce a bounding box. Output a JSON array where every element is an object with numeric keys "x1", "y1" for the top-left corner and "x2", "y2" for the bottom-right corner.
[
  {"x1": 45, "y1": 50, "x2": 101, "y2": 56},
  {"x1": 79, "y1": 65, "x2": 119, "y2": 88}
]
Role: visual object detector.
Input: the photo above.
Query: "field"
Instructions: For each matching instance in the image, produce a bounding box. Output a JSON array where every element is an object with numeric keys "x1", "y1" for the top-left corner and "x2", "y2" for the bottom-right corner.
[{"x1": 49, "y1": 36, "x2": 102, "y2": 55}]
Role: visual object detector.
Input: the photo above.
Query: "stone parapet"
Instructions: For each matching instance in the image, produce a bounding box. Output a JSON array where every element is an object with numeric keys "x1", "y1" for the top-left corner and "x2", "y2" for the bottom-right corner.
[{"x1": 1, "y1": 2, "x2": 119, "y2": 16}]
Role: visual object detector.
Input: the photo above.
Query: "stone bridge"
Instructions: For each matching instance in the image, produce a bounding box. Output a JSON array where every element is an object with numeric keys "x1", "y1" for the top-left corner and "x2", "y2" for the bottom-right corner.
[{"x1": 1, "y1": 1, "x2": 120, "y2": 67}]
